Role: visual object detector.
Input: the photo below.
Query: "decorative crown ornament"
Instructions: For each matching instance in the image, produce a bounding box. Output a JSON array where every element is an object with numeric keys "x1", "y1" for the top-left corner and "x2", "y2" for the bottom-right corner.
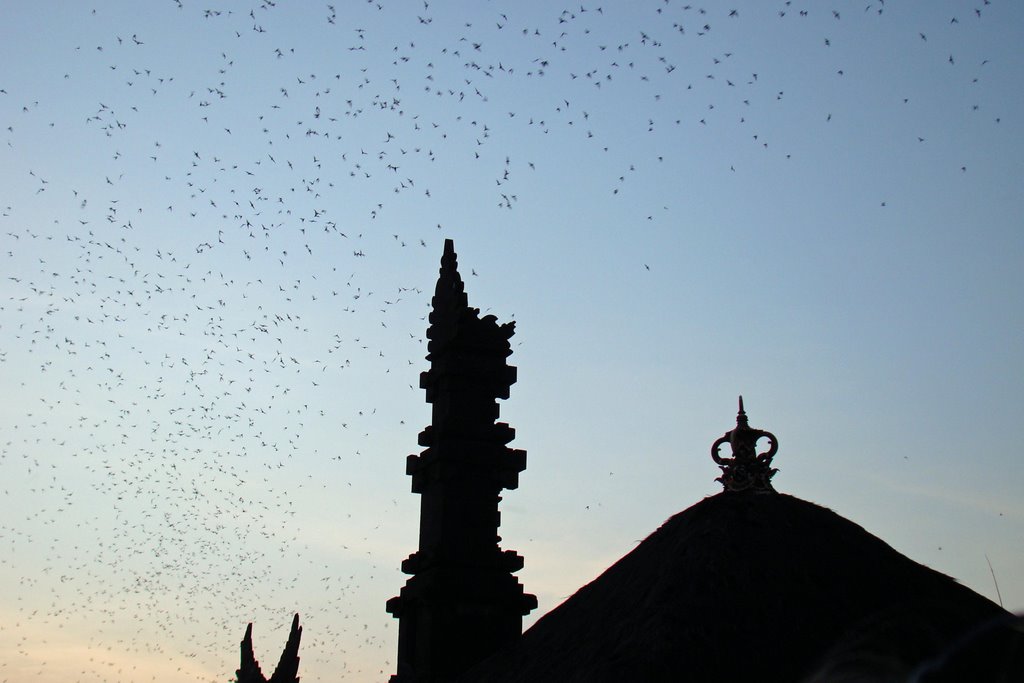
[{"x1": 711, "y1": 396, "x2": 779, "y2": 493}]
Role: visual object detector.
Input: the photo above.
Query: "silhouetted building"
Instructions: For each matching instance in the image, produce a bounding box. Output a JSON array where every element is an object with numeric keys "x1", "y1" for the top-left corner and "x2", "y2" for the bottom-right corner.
[
  {"x1": 234, "y1": 244, "x2": 1022, "y2": 683},
  {"x1": 385, "y1": 239, "x2": 537, "y2": 682},
  {"x1": 455, "y1": 403, "x2": 1020, "y2": 683}
]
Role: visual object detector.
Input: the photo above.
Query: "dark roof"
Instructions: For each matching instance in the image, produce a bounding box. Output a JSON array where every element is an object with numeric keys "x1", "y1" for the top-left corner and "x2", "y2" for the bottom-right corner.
[{"x1": 458, "y1": 492, "x2": 1009, "y2": 683}]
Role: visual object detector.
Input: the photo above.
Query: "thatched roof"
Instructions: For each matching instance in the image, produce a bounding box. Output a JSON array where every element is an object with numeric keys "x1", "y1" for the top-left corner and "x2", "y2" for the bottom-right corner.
[{"x1": 457, "y1": 492, "x2": 1012, "y2": 683}]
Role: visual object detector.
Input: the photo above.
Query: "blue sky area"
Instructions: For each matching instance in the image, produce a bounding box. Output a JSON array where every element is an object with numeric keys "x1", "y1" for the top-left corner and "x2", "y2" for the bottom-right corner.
[{"x1": 1, "y1": 2, "x2": 1022, "y2": 681}]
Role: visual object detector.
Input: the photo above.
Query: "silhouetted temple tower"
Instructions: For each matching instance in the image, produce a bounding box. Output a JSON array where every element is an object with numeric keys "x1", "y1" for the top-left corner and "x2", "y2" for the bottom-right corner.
[{"x1": 386, "y1": 240, "x2": 536, "y2": 683}]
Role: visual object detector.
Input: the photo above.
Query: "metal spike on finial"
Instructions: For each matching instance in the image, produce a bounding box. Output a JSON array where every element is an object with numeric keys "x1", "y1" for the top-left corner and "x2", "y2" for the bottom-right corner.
[{"x1": 711, "y1": 396, "x2": 779, "y2": 493}]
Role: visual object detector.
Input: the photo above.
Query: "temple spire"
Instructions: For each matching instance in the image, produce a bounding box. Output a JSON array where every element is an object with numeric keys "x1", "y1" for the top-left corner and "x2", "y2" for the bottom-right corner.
[
  {"x1": 387, "y1": 240, "x2": 535, "y2": 683},
  {"x1": 236, "y1": 614, "x2": 302, "y2": 683},
  {"x1": 428, "y1": 239, "x2": 470, "y2": 347}
]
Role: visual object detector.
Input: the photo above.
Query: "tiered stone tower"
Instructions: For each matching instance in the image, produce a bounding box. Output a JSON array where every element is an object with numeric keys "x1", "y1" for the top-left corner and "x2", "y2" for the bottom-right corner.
[{"x1": 386, "y1": 239, "x2": 536, "y2": 683}]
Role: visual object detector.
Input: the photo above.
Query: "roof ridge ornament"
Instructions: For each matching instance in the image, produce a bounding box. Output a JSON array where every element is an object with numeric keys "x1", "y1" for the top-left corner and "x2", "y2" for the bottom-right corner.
[{"x1": 711, "y1": 396, "x2": 779, "y2": 493}]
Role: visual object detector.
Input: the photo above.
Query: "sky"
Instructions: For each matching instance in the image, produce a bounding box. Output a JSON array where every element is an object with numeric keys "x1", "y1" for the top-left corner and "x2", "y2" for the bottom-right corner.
[{"x1": 1, "y1": 1, "x2": 1022, "y2": 681}]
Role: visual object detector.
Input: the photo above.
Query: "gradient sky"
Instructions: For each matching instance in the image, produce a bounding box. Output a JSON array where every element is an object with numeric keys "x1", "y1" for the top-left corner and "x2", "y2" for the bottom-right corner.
[{"x1": 2, "y1": 2, "x2": 1022, "y2": 681}]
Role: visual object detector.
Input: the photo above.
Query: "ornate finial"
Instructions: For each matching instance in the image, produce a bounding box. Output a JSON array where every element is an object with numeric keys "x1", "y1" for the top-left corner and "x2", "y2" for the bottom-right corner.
[{"x1": 711, "y1": 396, "x2": 778, "y2": 493}]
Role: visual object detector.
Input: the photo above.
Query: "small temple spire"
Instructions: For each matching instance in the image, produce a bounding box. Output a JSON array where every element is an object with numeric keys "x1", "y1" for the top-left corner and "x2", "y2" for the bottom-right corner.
[
  {"x1": 236, "y1": 614, "x2": 302, "y2": 683},
  {"x1": 711, "y1": 396, "x2": 779, "y2": 493}
]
